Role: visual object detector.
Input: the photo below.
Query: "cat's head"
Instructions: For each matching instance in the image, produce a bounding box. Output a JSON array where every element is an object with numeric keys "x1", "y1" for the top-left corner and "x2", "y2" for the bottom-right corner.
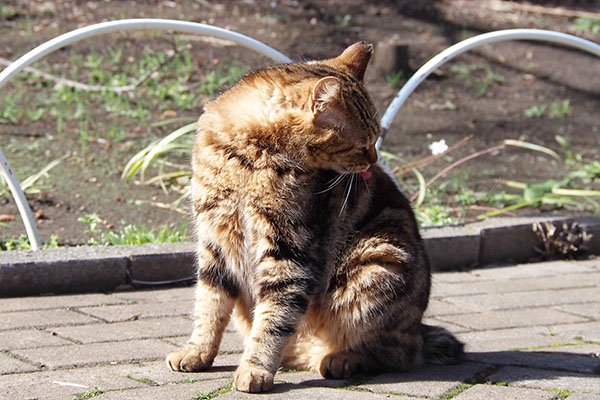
[{"x1": 303, "y1": 41, "x2": 380, "y2": 173}]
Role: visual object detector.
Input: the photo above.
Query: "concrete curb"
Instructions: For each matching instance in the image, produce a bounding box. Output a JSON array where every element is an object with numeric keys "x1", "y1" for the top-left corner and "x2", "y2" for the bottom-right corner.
[{"x1": 1, "y1": 215, "x2": 599, "y2": 297}]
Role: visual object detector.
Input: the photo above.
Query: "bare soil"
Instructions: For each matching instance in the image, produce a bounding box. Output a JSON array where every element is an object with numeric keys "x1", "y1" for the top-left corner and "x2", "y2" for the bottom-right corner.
[{"x1": 1, "y1": 0, "x2": 599, "y2": 245}]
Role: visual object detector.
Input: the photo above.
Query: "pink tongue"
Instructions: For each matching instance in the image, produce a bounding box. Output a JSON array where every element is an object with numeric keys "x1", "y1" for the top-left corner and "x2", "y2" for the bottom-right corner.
[{"x1": 359, "y1": 171, "x2": 372, "y2": 180}]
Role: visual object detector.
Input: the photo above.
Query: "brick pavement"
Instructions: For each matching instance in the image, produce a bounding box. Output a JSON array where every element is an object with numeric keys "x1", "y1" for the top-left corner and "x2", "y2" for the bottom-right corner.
[{"x1": 1, "y1": 259, "x2": 599, "y2": 399}]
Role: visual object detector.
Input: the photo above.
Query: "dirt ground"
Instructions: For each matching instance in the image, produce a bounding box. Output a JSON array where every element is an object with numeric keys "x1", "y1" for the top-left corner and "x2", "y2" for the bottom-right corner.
[{"x1": 1, "y1": 0, "x2": 599, "y2": 245}]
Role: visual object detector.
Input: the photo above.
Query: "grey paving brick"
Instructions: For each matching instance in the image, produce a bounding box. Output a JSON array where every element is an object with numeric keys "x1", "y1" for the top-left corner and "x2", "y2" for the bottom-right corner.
[
  {"x1": 275, "y1": 371, "x2": 348, "y2": 388},
  {"x1": 359, "y1": 362, "x2": 489, "y2": 398},
  {"x1": 457, "y1": 326, "x2": 576, "y2": 352},
  {"x1": 113, "y1": 286, "x2": 195, "y2": 302},
  {"x1": 433, "y1": 273, "x2": 600, "y2": 298},
  {"x1": 556, "y1": 302, "x2": 600, "y2": 320},
  {"x1": 465, "y1": 347, "x2": 600, "y2": 374},
  {"x1": 0, "y1": 328, "x2": 72, "y2": 350},
  {"x1": 453, "y1": 384, "x2": 555, "y2": 400},
  {"x1": 566, "y1": 394, "x2": 600, "y2": 400},
  {"x1": 168, "y1": 331, "x2": 245, "y2": 354},
  {"x1": 219, "y1": 386, "x2": 410, "y2": 400},
  {"x1": 77, "y1": 299, "x2": 193, "y2": 322},
  {"x1": 551, "y1": 321, "x2": 600, "y2": 342},
  {"x1": 0, "y1": 308, "x2": 99, "y2": 331},
  {"x1": 12, "y1": 339, "x2": 177, "y2": 369},
  {"x1": 118, "y1": 353, "x2": 241, "y2": 385},
  {"x1": 0, "y1": 364, "x2": 143, "y2": 400},
  {"x1": 446, "y1": 287, "x2": 600, "y2": 311},
  {"x1": 431, "y1": 270, "x2": 487, "y2": 284},
  {"x1": 425, "y1": 299, "x2": 486, "y2": 317},
  {"x1": 0, "y1": 352, "x2": 39, "y2": 374},
  {"x1": 489, "y1": 366, "x2": 600, "y2": 394},
  {"x1": 0, "y1": 292, "x2": 125, "y2": 313},
  {"x1": 523, "y1": 343, "x2": 600, "y2": 356},
  {"x1": 422, "y1": 317, "x2": 471, "y2": 333},
  {"x1": 467, "y1": 260, "x2": 597, "y2": 280},
  {"x1": 96, "y1": 378, "x2": 230, "y2": 400},
  {"x1": 50, "y1": 316, "x2": 192, "y2": 343},
  {"x1": 438, "y1": 308, "x2": 587, "y2": 330}
]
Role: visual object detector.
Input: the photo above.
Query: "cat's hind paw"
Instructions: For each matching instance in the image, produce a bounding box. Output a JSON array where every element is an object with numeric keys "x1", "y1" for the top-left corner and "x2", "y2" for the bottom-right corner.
[
  {"x1": 233, "y1": 364, "x2": 274, "y2": 393},
  {"x1": 319, "y1": 352, "x2": 360, "y2": 379},
  {"x1": 166, "y1": 347, "x2": 212, "y2": 372}
]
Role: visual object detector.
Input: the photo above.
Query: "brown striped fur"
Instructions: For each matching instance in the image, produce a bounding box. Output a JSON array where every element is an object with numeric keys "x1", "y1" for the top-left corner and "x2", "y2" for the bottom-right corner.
[{"x1": 166, "y1": 42, "x2": 463, "y2": 392}]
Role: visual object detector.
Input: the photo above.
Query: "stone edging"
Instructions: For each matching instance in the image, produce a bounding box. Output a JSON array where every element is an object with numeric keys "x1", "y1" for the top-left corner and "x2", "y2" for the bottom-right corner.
[{"x1": 1, "y1": 215, "x2": 599, "y2": 297}]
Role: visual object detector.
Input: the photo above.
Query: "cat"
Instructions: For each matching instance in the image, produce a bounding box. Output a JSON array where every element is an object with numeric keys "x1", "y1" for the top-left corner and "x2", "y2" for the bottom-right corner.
[{"x1": 166, "y1": 41, "x2": 463, "y2": 393}]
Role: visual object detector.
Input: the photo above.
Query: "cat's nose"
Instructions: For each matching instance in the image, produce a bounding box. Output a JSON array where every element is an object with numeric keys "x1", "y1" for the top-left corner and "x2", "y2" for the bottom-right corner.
[{"x1": 366, "y1": 144, "x2": 378, "y2": 165}]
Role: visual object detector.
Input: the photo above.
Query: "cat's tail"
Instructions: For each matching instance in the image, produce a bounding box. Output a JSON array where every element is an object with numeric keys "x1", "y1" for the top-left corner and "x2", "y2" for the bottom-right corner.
[{"x1": 422, "y1": 324, "x2": 464, "y2": 365}]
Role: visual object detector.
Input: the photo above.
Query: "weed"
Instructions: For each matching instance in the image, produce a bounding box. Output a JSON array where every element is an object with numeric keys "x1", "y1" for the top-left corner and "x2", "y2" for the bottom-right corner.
[
  {"x1": 386, "y1": 70, "x2": 405, "y2": 89},
  {"x1": 78, "y1": 213, "x2": 188, "y2": 245},
  {"x1": 439, "y1": 383, "x2": 471, "y2": 399},
  {"x1": 194, "y1": 383, "x2": 232, "y2": 400},
  {"x1": 573, "y1": 17, "x2": 600, "y2": 34},
  {"x1": 200, "y1": 62, "x2": 247, "y2": 96},
  {"x1": 75, "y1": 389, "x2": 103, "y2": 399},
  {"x1": 450, "y1": 62, "x2": 503, "y2": 95},
  {"x1": 524, "y1": 99, "x2": 571, "y2": 119},
  {"x1": 549, "y1": 388, "x2": 571, "y2": 400},
  {"x1": 0, "y1": 235, "x2": 60, "y2": 251}
]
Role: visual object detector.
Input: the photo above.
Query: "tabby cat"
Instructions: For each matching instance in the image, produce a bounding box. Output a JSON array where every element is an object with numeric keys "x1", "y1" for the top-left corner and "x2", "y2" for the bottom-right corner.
[{"x1": 166, "y1": 41, "x2": 463, "y2": 393}]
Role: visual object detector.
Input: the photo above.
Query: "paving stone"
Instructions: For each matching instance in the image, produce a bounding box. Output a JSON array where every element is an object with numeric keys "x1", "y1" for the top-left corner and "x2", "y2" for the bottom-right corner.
[
  {"x1": 466, "y1": 348, "x2": 600, "y2": 374},
  {"x1": 0, "y1": 364, "x2": 143, "y2": 399},
  {"x1": 0, "y1": 352, "x2": 39, "y2": 374},
  {"x1": 0, "y1": 247, "x2": 127, "y2": 296},
  {"x1": 457, "y1": 326, "x2": 576, "y2": 352},
  {"x1": 275, "y1": 370, "x2": 348, "y2": 388},
  {"x1": 123, "y1": 242, "x2": 197, "y2": 283},
  {"x1": 12, "y1": 339, "x2": 177, "y2": 369},
  {"x1": 168, "y1": 331, "x2": 245, "y2": 354},
  {"x1": 112, "y1": 286, "x2": 195, "y2": 302},
  {"x1": 422, "y1": 317, "x2": 471, "y2": 334},
  {"x1": 525, "y1": 343, "x2": 600, "y2": 355},
  {"x1": 431, "y1": 270, "x2": 487, "y2": 284},
  {"x1": 447, "y1": 287, "x2": 600, "y2": 311},
  {"x1": 432, "y1": 273, "x2": 600, "y2": 298},
  {"x1": 121, "y1": 353, "x2": 240, "y2": 385},
  {"x1": 551, "y1": 321, "x2": 600, "y2": 342},
  {"x1": 566, "y1": 394, "x2": 600, "y2": 400},
  {"x1": 359, "y1": 362, "x2": 489, "y2": 398},
  {"x1": 219, "y1": 386, "x2": 408, "y2": 399},
  {"x1": 0, "y1": 328, "x2": 72, "y2": 350},
  {"x1": 0, "y1": 292, "x2": 125, "y2": 313},
  {"x1": 556, "y1": 302, "x2": 600, "y2": 320},
  {"x1": 77, "y1": 299, "x2": 193, "y2": 322},
  {"x1": 0, "y1": 308, "x2": 99, "y2": 330},
  {"x1": 438, "y1": 308, "x2": 587, "y2": 330},
  {"x1": 425, "y1": 299, "x2": 485, "y2": 317},
  {"x1": 489, "y1": 366, "x2": 600, "y2": 394},
  {"x1": 97, "y1": 378, "x2": 230, "y2": 400},
  {"x1": 453, "y1": 384, "x2": 555, "y2": 400},
  {"x1": 50, "y1": 316, "x2": 192, "y2": 343},
  {"x1": 468, "y1": 260, "x2": 596, "y2": 280}
]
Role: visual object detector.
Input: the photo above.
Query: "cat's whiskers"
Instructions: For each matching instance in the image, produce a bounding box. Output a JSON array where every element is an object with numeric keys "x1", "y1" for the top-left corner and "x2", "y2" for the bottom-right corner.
[
  {"x1": 339, "y1": 173, "x2": 355, "y2": 216},
  {"x1": 314, "y1": 171, "x2": 349, "y2": 195}
]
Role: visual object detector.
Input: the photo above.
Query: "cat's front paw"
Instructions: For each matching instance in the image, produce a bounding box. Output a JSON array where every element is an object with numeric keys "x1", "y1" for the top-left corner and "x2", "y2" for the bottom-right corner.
[
  {"x1": 233, "y1": 364, "x2": 274, "y2": 393},
  {"x1": 319, "y1": 352, "x2": 360, "y2": 379},
  {"x1": 166, "y1": 346, "x2": 212, "y2": 372}
]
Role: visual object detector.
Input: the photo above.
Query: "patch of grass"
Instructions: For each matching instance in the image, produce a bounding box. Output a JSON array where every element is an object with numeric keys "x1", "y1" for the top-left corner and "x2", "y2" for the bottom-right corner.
[
  {"x1": 439, "y1": 383, "x2": 471, "y2": 399},
  {"x1": 524, "y1": 99, "x2": 571, "y2": 119},
  {"x1": 0, "y1": 235, "x2": 60, "y2": 251},
  {"x1": 386, "y1": 70, "x2": 405, "y2": 89},
  {"x1": 549, "y1": 388, "x2": 571, "y2": 399},
  {"x1": 449, "y1": 62, "x2": 504, "y2": 95},
  {"x1": 194, "y1": 383, "x2": 232, "y2": 400},
  {"x1": 573, "y1": 17, "x2": 600, "y2": 33},
  {"x1": 200, "y1": 62, "x2": 247, "y2": 97},
  {"x1": 78, "y1": 213, "x2": 188, "y2": 245},
  {"x1": 126, "y1": 375, "x2": 158, "y2": 386},
  {"x1": 75, "y1": 389, "x2": 103, "y2": 399}
]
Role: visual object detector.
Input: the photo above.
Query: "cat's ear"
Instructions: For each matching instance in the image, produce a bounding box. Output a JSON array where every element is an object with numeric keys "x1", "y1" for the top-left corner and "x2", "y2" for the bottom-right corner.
[
  {"x1": 311, "y1": 76, "x2": 345, "y2": 128},
  {"x1": 334, "y1": 41, "x2": 373, "y2": 81}
]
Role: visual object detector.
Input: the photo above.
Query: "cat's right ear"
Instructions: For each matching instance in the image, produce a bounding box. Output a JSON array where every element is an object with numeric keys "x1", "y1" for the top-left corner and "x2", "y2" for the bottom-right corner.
[{"x1": 311, "y1": 76, "x2": 345, "y2": 128}]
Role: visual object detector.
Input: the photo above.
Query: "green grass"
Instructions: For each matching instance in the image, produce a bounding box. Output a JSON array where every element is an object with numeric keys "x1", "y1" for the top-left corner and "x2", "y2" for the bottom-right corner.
[
  {"x1": 573, "y1": 17, "x2": 600, "y2": 33},
  {"x1": 0, "y1": 234, "x2": 60, "y2": 251},
  {"x1": 524, "y1": 99, "x2": 571, "y2": 119},
  {"x1": 193, "y1": 383, "x2": 232, "y2": 400},
  {"x1": 78, "y1": 213, "x2": 188, "y2": 246}
]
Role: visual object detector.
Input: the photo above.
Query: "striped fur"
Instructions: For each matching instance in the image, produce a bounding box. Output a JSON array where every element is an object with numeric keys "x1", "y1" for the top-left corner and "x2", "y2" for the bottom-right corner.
[{"x1": 166, "y1": 42, "x2": 463, "y2": 392}]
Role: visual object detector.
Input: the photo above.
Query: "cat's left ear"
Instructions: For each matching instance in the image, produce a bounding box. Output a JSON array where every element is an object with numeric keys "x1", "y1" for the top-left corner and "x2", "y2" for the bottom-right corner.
[
  {"x1": 334, "y1": 41, "x2": 373, "y2": 81},
  {"x1": 311, "y1": 76, "x2": 346, "y2": 128}
]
